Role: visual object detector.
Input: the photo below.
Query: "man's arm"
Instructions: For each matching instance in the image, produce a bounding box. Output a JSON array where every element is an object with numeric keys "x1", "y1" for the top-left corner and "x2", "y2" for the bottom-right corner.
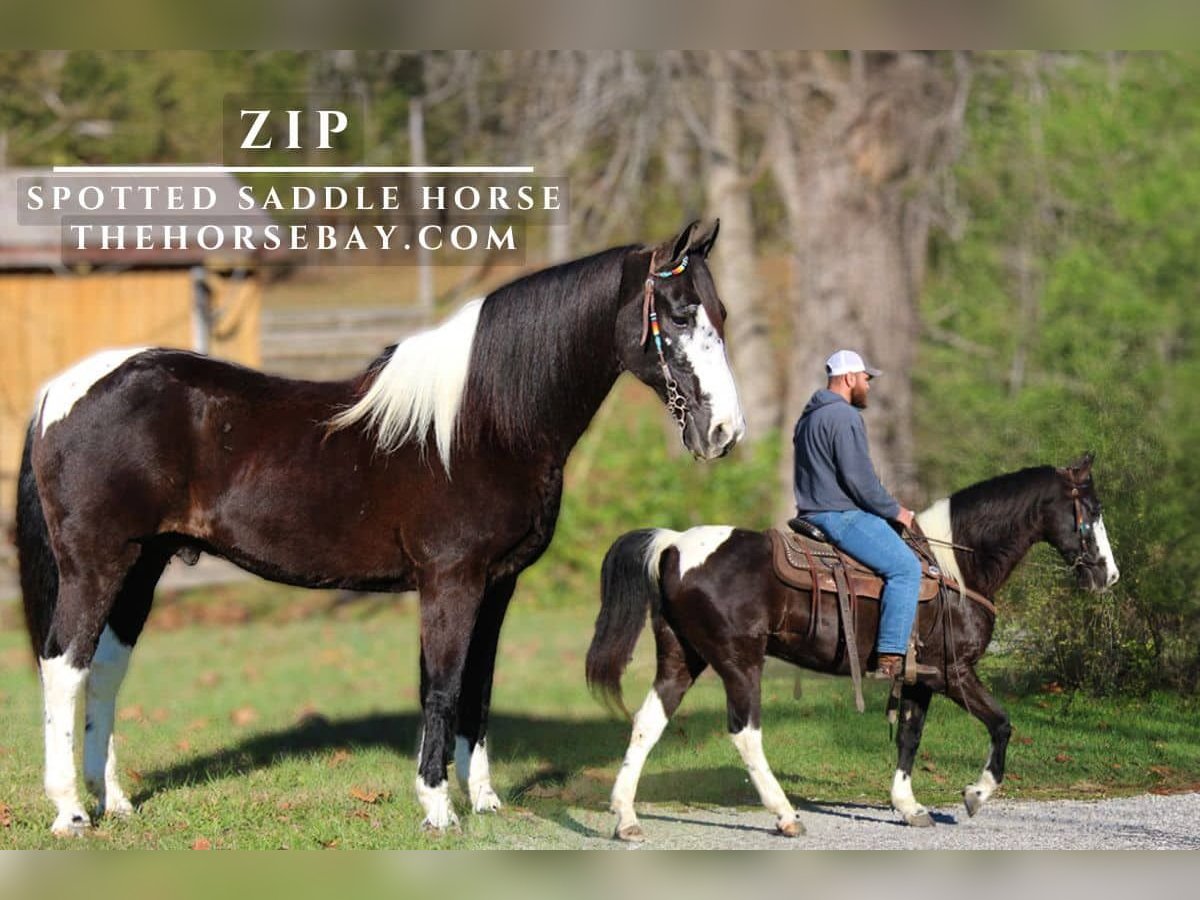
[{"x1": 831, "y1": 413, "x2": 904, "y2": 520}]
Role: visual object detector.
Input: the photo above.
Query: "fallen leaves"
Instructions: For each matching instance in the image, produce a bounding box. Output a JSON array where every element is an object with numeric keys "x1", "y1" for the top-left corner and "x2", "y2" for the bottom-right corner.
[
  {"x1": 350, "y1": 787, "x2": 384, "y2": 804},
  {"x1": 328, "y1": 749, "x2": 351, "y2": 768},
  {"x1": 191, "y1": 837, "x2": 212, "y2": 850},
  {"x1": 0, "y1": 803, "x2": 12, "y2": 828},
  {"x1": 229, "y1": 706, "x2": 258, "y2": 727}
]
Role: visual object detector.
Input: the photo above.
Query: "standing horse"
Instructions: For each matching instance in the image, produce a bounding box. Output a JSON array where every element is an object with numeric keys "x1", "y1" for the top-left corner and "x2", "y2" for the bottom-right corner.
[
  {"x1": 586, "y1": 454, "x2": 1119, "y2": 841},
  {"x1": 17, "y1": 220, "x2": 745, "y2": 836}
]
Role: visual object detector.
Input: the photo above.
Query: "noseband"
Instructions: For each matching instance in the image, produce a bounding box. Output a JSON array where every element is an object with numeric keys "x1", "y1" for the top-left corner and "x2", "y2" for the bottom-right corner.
[{"x1": 640, "y1": 250, "x2": 691, "y2": 434}]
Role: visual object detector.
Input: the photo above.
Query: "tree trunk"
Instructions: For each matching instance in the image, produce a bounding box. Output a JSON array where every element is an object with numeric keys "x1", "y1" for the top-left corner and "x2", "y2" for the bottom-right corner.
[
  {"x1": 703, "y1": 51, "x2": 780, "y2": 443},
  {"x1": 770, "y1": 53, "x2": 967, "y2": 510}
]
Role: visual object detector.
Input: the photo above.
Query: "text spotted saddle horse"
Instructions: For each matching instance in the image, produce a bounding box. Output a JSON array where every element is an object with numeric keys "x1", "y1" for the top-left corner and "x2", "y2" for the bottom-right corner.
[{"x1": 767, "y1": 518, "x2": 994, "y2": 714}]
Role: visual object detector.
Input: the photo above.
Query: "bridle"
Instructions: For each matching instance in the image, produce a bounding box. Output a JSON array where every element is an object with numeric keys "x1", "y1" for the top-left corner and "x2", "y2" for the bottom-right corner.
[
  {"x1": 639, "y1": 249, "x2": 691, "y2": 435},
  {"x1": 1067, "y1": 483, "x2": 1101, "y2": 570}
]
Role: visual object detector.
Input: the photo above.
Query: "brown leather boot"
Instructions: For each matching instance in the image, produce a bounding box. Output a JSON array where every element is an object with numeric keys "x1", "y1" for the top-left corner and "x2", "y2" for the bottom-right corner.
[{"x1": 869, "y1": 653, "x2": 904, "y2": 680}]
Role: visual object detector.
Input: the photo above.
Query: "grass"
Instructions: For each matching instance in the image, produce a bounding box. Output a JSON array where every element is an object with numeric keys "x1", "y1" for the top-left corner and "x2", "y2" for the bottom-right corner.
[{"x1": 1, "y1": 589, "x2": 1198, "y2": 849}]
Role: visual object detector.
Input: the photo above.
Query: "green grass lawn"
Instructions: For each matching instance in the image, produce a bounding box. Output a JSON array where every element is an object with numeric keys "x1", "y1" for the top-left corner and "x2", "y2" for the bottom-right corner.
[{"x1": 1, "y1": 590, "x2": 1198, "y2": 849}]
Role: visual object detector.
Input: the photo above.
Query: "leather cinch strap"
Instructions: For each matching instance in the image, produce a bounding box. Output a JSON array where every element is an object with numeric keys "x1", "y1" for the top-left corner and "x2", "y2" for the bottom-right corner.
[{"x1": 830, "y1": 552, "x2": 865, "y2": 714}]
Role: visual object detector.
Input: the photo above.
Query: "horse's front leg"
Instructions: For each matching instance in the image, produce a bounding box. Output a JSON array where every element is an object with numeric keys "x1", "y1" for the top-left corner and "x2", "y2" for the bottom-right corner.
[
  {"x1": 415, "y1": 566, "x2": 487, "y2": 831},
  {"x1": 454, "y1": 576, "x2": 515, "y2": 814},
  {"x1": 891, "y1": 681, "x2": 935, "y2": 827},
  {"x1": 945, "y1": 666, "x2": 1012, "y2": 817}
]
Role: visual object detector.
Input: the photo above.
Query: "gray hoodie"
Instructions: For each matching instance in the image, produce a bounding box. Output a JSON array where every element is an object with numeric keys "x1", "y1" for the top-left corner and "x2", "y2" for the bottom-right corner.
[{"x1": 792, "y1": 389, "x2": 900, "y2": 520}]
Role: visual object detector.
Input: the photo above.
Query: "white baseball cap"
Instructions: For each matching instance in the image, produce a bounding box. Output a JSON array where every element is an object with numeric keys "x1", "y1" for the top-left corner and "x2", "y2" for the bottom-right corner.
[{"x1": 825, "y1": 349, "x2": 882, "y2": 378}]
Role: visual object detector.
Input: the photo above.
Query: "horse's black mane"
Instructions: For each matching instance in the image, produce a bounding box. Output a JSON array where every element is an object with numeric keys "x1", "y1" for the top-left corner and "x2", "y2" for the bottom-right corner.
[
  {"x1": 951, "y1": 465, "x2": 1060, "y2": 595},
  {"x1": 460, "y1": 244, "x2": 639, "y2": 456}
]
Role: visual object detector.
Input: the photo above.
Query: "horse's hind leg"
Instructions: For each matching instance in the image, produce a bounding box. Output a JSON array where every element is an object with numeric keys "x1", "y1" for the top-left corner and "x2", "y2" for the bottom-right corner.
[
  {"x1": 713, "y1": 644, "x2": 803, "y2": 838},
  {"x1": 946, "y1": 667, "x2": 1012, "y2": 817},
  {"x1": 611, "y1": 617, "x2": 706, "y2": 842},
  {"x1": 83, "y1": 545, "x2": 170, "y2": 818},
  {"x1": 454, "y1": 576, "x2": 515, "y2": 814},
  {"x1": 891, "y1": 681, "x2": 935, "y2": 827},
  {"x1": 39, "y1": 547, "x2": 139, "y2": 836}
]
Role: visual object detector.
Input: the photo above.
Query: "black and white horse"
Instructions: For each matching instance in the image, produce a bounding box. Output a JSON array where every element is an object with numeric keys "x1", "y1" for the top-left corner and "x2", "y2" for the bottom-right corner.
[
  {"x1": 586, "y1": 454, "x2": 1119, "y2": 840},
  {"x1": 17, "y1": 221, "x2": 745, "y2": 835}
]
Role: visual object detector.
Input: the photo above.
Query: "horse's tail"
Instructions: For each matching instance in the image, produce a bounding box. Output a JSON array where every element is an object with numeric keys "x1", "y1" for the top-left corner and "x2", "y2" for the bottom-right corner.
[
  {"x1": 586, "y1": 528, "x2": 680, "y2": 717},
  {"x1": 16, "y1": 420, "x2": 57, "y2": 661}
]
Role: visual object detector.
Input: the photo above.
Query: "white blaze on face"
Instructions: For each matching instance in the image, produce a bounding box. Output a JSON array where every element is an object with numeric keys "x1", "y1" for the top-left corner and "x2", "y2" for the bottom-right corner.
[
  {"x1": 674, "y1": 525, "x2": 735, "y2": 578},
  {"x1": 38, "y1": 347, "x2": 148, "y2": 435},
  {"x1": 676, "y1": 307, "x2": 745, "y2": 446},
  {"x1": 1092, "y1": 516, "x2": 1120, "y2": 586}
]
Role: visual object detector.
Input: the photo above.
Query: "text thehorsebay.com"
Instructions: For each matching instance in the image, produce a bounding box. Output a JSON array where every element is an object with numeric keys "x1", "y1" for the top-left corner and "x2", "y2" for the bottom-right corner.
[{"x1": 23, "y1": 181, "x2": 564, "y2": 255}]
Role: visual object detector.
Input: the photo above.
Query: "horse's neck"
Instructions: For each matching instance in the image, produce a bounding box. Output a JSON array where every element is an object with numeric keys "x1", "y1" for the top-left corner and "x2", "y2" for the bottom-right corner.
[
  {"x1": 956, "y1": 491, "x2": 1046, "y2": 598},
  {"x1": 465, "y1": 248, "x2": 630, "y2": 464}
]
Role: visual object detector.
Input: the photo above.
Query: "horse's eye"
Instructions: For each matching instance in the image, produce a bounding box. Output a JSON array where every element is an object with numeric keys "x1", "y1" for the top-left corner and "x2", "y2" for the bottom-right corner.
[{"x1": 669, "y1": 312, "x2": 690, "y2": 327}]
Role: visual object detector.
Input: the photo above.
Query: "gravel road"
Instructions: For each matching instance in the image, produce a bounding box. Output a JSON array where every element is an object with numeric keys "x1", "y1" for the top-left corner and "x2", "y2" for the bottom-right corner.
[{"x1": 523, "y1": 792, "x2": 1200, "y2": 849}]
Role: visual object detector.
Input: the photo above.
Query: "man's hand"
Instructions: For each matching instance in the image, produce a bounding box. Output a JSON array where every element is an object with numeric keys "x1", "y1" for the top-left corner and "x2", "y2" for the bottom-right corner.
[{"x1": 896, "y1": 507, "x2": 915, "y2": 530}]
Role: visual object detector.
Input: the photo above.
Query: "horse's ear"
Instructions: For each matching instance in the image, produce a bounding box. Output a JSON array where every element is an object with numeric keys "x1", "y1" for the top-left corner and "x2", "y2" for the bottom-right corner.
[
  {"x1": 1059, "y1": 451, "x2": 1094, "y2": 483},
  {"x1": 661, "y1": 220, "x2": 701, "y2": 267},
  {"x1": 691, "y1": 219, "x2": 720, "y2": 258}
]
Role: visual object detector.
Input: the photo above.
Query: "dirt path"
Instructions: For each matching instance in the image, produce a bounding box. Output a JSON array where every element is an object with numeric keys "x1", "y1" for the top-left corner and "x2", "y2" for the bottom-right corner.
[{"x1": 509, "y1": 792, "x2": 1200, "y2": 849}]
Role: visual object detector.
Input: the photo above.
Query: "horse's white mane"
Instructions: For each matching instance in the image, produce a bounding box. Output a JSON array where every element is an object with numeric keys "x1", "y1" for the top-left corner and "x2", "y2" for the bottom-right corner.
[{"x1": 328, "y1": 299, "x2": 484, "y2": 470}]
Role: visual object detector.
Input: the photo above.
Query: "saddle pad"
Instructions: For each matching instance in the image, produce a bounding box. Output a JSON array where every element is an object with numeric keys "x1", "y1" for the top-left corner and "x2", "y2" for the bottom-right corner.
[{"x1": 767, "y1": 528, "x2": 940, "y2": 602}]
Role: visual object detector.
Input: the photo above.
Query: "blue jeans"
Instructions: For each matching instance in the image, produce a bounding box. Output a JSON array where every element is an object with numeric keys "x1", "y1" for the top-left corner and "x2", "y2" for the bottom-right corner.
[{"x1": 804, "y1": 509, "x2": 921, "y2": 656}]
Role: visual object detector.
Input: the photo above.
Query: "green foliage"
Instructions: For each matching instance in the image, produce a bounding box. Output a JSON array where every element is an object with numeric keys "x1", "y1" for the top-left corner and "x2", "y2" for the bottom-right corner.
[
  {"x1": 919, "y1": 52, "x2": 1200, "y2": 693},
  {"x1": 517, "y1": 379, "x2": 781, "y2": 609}
]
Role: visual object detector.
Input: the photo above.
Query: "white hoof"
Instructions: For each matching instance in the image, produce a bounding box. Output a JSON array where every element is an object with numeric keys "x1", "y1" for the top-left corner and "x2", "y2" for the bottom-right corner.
[
  {"x1": 51, "y1": 810, "x2": 91, "y2": 837},
  {"x1": 904, "y1": 808, "x2": 935, "y2": 828},
  {"x1": 416, "y1": 777, "x2": 459, "y2": 831},
  {"x1": 964, "y1": 787, "x2": 986, "y2": 817},
  {"x1": 777, "y1": 816, "x2": 805, "y2": 837},
  {"x1": 471, "y1": 785, "x2": 503, "y2": 813},
  {"x1": 102, "y1": 795, "x2": 135, "y2": 818},
  {"x1": 615, "y1": 822, "x2": 646, "y2": 843}
]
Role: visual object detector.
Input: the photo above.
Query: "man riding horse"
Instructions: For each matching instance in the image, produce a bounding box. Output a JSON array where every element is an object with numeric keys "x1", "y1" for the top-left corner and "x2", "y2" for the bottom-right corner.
[{"x1": 793, "y1": 349, "x2": 919, "y2": 681}]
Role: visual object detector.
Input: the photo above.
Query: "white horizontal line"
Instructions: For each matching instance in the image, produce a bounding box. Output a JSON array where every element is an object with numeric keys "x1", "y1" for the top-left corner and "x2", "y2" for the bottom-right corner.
[{"x1": 52, "y1": 165, "x2": 535, "y2": 174}]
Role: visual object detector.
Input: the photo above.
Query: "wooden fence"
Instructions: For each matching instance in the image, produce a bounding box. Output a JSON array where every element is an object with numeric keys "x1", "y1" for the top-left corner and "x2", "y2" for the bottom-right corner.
[{"x1": 260, "y1": 305, "x2": 427, "y2": 379}]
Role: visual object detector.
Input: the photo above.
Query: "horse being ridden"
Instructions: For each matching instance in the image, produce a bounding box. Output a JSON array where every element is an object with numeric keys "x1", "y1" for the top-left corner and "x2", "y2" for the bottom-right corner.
[
  {"x1": 18, "y1": 221, "x2": 745, "y2": 836},
  {"x1": 586, "y1": 454, "x2": 1118, "y2": 841}
]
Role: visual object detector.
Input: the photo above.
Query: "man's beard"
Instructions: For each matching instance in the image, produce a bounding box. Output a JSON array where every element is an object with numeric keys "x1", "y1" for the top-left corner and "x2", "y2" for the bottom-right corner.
[{"x1": 851, "y1": 383, "x2": 869, "y2": 409}]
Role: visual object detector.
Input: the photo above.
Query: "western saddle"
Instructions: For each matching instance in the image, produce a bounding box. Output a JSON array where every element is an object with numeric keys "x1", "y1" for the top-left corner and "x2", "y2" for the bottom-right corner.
[{"x1": 767, "y1": 517, "x2": 993, "y2": 714}]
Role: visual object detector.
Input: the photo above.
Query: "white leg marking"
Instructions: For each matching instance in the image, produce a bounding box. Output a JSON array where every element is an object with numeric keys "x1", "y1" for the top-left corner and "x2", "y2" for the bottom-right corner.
[
  {"x1": 729, "y1": 727, "x2": 797, "y2": 830},
  {"x1": 673, "y1": 526, "x2": 735, "y2": 578},
  {"x1": 611, "y1": 690, "x2": 669, "y2": 835},
  {"x1": 415, "y1": 777, "x2": 459, "y2": 830},
  {"x1": 916, "y1": 497, "x2": 967, "y2": 588},
  {"x1": 455, "y1": 736, "x2": 501, "y2": 813},
  {"x1": 678, "y1": 307, "x2": 746, "y2": 449},
  {"x1": 38, "y1": 348, "x2": 148, "y2": 435},
  {"x1": 1093, "y1": 516, "x2": 1120, "y2": 586},
  {"x1": 891, "y1": 769, "x2": 928, "y2": 819},
  {"x1": 84, "y1": 627, "x2": 134, "y2": 817},
  {"x1": 966, "y1": 768, "x2": 999, "y2": 805},
  {"x1": 40, "y1": 656, "x2": 91, "y2": 835},
  {"x1": 328, "y1": 298, "x2": 483, "y2": 469}
]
